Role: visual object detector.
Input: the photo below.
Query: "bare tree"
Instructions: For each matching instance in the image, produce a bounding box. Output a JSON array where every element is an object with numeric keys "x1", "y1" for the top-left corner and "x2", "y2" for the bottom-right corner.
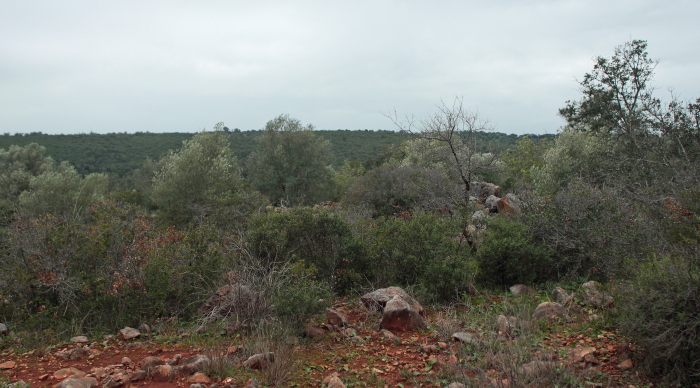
[{"x1": 388, "y1": 97, "x2": 500, "y2": 205}]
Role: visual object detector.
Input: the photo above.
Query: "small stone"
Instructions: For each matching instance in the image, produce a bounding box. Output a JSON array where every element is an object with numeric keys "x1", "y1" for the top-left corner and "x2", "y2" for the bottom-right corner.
[
  {"x1": 325, "y1": 371, "x2": 346, "y2": 388},
  {"x1": 451, "y1": 332, "x2": 475, "y2": 343},
  {"x1": 187, "y1": 373, "x2": 211, "y2": 384},
  {"x1": 139, "y1": 355, "x2": 165, "y2": 372},
  {"x1": 121, "y1": 356, "x2": 132, "y2": 365},
  {"x1": 130, "y1": 370, "x2": 147, "y2": 381},
  {"x1": 380, "y1": 329, "x2": 399, "y2": 341},
  {"x1": 53, "y1": 377, "x2": 97, "y2": 388},
  {"x1": 90, "y1": 368, "x2": 107, "y2": 379},
  {"x1": 243, "y1": 352, "x2": 275, "y2": 370},
  {"x1": 166, "y1": 353, "x2": 182, "y2": 365},
  {"x1": 349, "y1": 336, "x2": 365, "y2": 345},
  {"x1": 151, "y1": 364, "x2": 175, "y2": 382},
  {"x1": 0, "y1": 323, "x2": 8, "y2": 335},
  {"x1": 510, "y1": 284, "x2": 535, "y2": 295},
  {"x1": 551, "y1": 287, "x2": 571, "y2": 303},
  {"x1": 496, "y1": 315, "x2": 517, "y2": 335},
  {"x1": 54, "y1": 367, "x2": 87, "y2": 379},
  {"x1": 70, "y1": 336, "x2": 88, "y2": 343},
  {"x1": 0, "y1": 360, "x2": 16, "y2": 369},
  {"x1": 8, "y1": 381, "x2": 29, "y2": 388},
  {"x1": 567, "y1": 346, "x2": 596, "y2": 363},
  {"x1": 619, "y1": 359, "x2": 633, "y2": 370},
  {"x1": 533, "y1": 302, "x2": 566, "y2": 320},
  {"x1": 190, "y1": 384, "x2": 207, "y2": 388},
  {"x1": 137, "y1": 322, "x2": 151, "y2": 334},
  {"x1": 327, "y1": 308, "x2": 350, "y2": 327},
  {"x1": 445, "y1": 383, "x2": 466, "y2": 388},
  {"x1": 118, "y1": 327, "x2": 141, "y2": 340}
]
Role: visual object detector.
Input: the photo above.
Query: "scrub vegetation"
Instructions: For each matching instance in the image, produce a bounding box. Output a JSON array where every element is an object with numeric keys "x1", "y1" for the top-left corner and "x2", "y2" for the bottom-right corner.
[{"x1": 1, "y1": 40, "x2": 698, "y2": 386}]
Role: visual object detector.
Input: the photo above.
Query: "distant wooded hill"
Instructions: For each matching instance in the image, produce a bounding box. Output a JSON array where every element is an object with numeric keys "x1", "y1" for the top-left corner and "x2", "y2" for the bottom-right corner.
[{"x1": 0, "y1": 130, "x2": 554, "y2": 176}]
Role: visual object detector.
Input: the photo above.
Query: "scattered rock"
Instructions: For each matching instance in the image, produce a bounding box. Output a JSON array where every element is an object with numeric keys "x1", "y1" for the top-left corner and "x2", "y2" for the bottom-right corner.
[
  {"x1": 139, "y1": 356, "x2": 165, "y2": 373},
  {"x1": 0, "y1": 360, "x2": 16, "y2": 369},
  {"x1": 533, "y1": 302, "x2": 566, "y2": 320},
  {"x1": 472, "y1": 182, "x2": 501, "y2": 202},
  {"x1": 7, "y1": 381, "x2": 29, "y2": 388},
  {"x1": 349, "y1": 336, "x2": 365, "y2": 345},
  {"x1": 70, "y1": 336, "x2": 88, "y2": 343},
  {"x1": 567, "y1": 346, "x2": 596, "y2": 362},
  {"x1": 166, "y1": 353, "x2": 182, "y2": 365},
  {"x1": 327, "y1": 308, "x2": 350, "y2": 327},
  {"x1": 551, "y1": 287, "x2": 571, "y2": 304},
  {"x1": 451, "y1": 332, "x2": 475, "y2": 344},
  {"x1": 0, "y1": 323, "x2": 7, "y2": 335},
  {"x1": 137, "y1": 322, "x2": 151, "y2": 334},
  {"x1": 619, "y1": 359, "x2": 633, "y2": 370},
  {"x1": 54, "y1": 367, "x2": 87, "y2": 379},
  {"x1": 304, "y1": 325, "x2": 326, "y2": 339},
  {"x1": 118, "y1": 327, "x2": 140, "y2": 340},
  {"x1": 68, "y1": 347, "x2": 89, "y2": 360},
  {"x1": 130, "y1": 369, "x2": 147, "y2": 381},
  {"x1": 380, "y1": 295, "x2": 426, "y2": 332},
  {"x1": 445, "y1": 383, "x2": 466, "y2": 388},
  {"x1": 510, "y1": 284, "x2": 535, "y2": 295},
  {"x1": 187, "y1": 372, "x2": 211, "y2": 384},
  {"x1": 581, "y1": 281, "x2": 613, "y2": 308},
  {"x1": 121, "y1": 356, "x2": 132, "y2": 365},
  {"x1": 485, "y1": 195, "x2": 500, "y2": 213},
  {"x1": 324, "y1": 372, "x2": 347, "y2": 388},
  {"x1": 497, "y1": 193, "x2": 521, "y2": 213},
  {"x1": 150, "y1": 364, "x2": 175, "y2": 382},
  {"x1": 360, "y1": 287, "x2": 424, "y2": 315},
  {"x1": 380, "y1": 329, "x2": 399, "y2": 341},
  {"x1": 496, "y1": 315, "x2": 518, "y2": 335},
  {"x1": 243, "y1": 352, "x2": 275, "y2": 370},
  {"x1": 176, "y1": 354, "x2": 210, "y2": 376},
  {"x1": 53, "y1": 377, "x2": 97, "y2": 388},
  {"x1": 190, "y1": 384, "x2": 207, "y2": 388}
]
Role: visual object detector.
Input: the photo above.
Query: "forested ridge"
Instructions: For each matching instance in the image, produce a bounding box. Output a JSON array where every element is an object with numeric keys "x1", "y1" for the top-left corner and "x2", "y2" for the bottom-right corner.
[
  {"x1": 1, "y1": 40, "x2": 699, "y2": 387},
  {"x1": 0, "y1": 130, "x2": 551, "y2": 177}
]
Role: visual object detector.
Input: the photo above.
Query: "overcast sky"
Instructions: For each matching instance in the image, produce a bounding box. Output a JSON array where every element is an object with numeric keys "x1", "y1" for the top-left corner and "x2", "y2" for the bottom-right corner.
[{"x1": 2, "y1": 1, "x2": 699, "y2": 135}]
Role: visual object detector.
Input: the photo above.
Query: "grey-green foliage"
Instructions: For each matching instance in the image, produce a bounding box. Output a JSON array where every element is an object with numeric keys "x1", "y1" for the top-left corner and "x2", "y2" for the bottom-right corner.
[
  {"x1": 530, "y1": 129, "x2": 614, "y2": 196},
  {"x1": 18, "y1": 161, "x2": 108, "y2": 218},
  {"x1": 151, "y1": 129, "x2": 243, "y2": 226},
  {"x1": 392, "y1": 137, "x2": 501, "y2": 184},
  {"x1": 247, "y1": 115, "x2": 333, "y2": 206},
  {"x1": 0, "y1": 143, "x2": 55, "y2": 212}
]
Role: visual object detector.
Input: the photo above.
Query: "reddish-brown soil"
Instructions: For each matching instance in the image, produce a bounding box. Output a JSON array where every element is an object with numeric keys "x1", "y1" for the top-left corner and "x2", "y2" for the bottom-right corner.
[{"x1": 0, "y1": 300, "x2": 655, "y2": 388}]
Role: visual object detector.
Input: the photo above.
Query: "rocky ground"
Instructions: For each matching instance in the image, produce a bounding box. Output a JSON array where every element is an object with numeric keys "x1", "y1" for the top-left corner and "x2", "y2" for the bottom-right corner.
[{"x1": 0, "y1": 285, "x2": 654, "y2": 388}]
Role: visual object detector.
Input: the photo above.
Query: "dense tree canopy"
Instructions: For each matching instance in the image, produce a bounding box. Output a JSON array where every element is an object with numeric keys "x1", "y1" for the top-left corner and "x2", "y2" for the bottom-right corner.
[
  {"x1": 151, "y1": 130, "x2": 244, "y2": 226},
  {"x1": 247, "y1": 115, "x2": 334, "y2": 206}
]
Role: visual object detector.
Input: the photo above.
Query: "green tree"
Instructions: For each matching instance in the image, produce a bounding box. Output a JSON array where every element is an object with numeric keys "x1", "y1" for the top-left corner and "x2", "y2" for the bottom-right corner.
[
  {"x1": 0, "y1": 143, "x2": 55, "y2": 218},
  {"x1": 247, "y1": 115, "x2": 334, "y2": 206},
  {"x1": 151, "y1": 129, "x2": 244, "y2": 226},
  {"x1": 18, "y1": 162, "x2": 108, "y2": 219}
]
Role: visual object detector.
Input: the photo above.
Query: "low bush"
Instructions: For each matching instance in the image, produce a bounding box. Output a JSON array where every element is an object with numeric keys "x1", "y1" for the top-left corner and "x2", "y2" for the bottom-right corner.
[
  {"x1": 365, "y1": 211, "x2": 474, "y2": 301},
  {"x1": 475, "y1": 215, "x2": 553, "y2": 288},
  {"x1": 616, "y1": 255, "x2": 700, "y2": 385},
  {"x1": 247, "y1": 207, "x2": 369, "y2": 293}
]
